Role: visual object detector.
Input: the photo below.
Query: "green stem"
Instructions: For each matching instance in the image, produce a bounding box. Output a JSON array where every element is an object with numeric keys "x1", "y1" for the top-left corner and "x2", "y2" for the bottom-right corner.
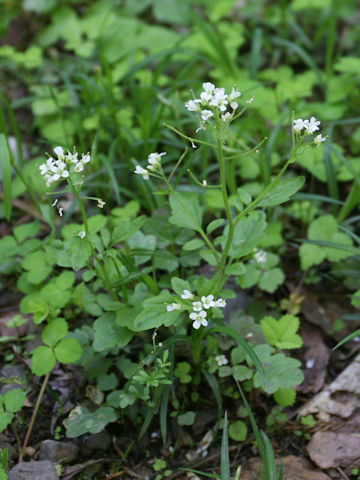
[{"x1": 69, "y1": 180, "x2": 116, "y2": 299}]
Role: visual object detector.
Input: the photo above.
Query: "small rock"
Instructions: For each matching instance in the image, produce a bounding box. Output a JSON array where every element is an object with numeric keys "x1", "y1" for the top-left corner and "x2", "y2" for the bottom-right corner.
[
  {"x1": 0, "y1": 365, "x2": 27, "y2": 396},
  {"x1": 240, "y1": 455, "x2": 331, "y2": 480},
  {"x1": 39, "y1": 440, "x2": 79, "y2": 463},
  {"x1": 307, "y1": 432, "x2": 360, "y2": 470},
  {"x1": 0, "y1": 434, "x2": 17, "y2": 463},
  {"x1": 9, "y1": 460, "x2": 59, "y2": 480},
  {"x1": 81, "y1": 431, "x2": 111, "y2": 454}
]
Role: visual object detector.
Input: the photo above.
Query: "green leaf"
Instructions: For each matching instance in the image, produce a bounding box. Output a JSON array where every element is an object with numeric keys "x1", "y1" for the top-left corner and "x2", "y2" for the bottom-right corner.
[
  {"x1": 273, "y1": 388, "x2": 296, "y2": 407},
  {"x1": 111, "y1": 216, "x2": 146, "y2": 244},
  {"x1": 225, "y1": 262, "x2": 246, "y2": 276},
  {"x1": 183, "y1": 238, "x2": 205, "y2": 251},
  {"x1": 261, "y1": 315, "x2": 303, "y2": 349},
  {"x1": 299, "y1": 243, "x2": 326, "y2": 270},
  {"x1": 177, "y1": 411, "x2": 196, "y2": 426},
  {"x1": 65, "y1": 236, "x2": 92, "y2": 271},
  {"x1": 93, "y1": 313, "x2": 133, "y2": 351},
  {"x1": 0, "y1": 412, "x2": 13, "y2": 432},
  {"x1": 87, "y1": 214, "x2": 107, "y2": 234},
  {"x1": 229, "y1": 211, "x2": 267, "y2": 258},
  {"x1": 171, "y1": 277, "x2": 191, "y2": 297},
  {"x1": 54, "y1": 338, "x2": 83, "y2": 363},
  {"x1": 258, "y1": 268, "x2": 284, "y2": 293},
  {"x1": 232, "y1": 365, "x2": 252, "y2": 381},
  {"x1": 0, "y1": 135, "x2": 12, "y2": 221},
  {"x1": 257, "y1": 177, "x2": 305, "y2": 207},
  {"x1": 64, "y1": 406, "x2": 117, "y2": 438},
  {"x1": 42, "y1": 318, "x2": 68, "y2": 347},
  {"x1": 169, "y1": 193, "x2": 203, "y2": 232},
  {"x1": 20, "y1": 293, "x2": 49, "y2": 324},
  {"x1": 13, "y1": 221, "x2": 41, "y2": 243},
  {"x1": 228, "y1": 420, "x2": 247, "y2": 441},
  {"x1": 3, "y1": 389, "x2": 26, "y2": 413},
  {"x1": 31, "y1": 346, "x2": 56, "y2": 375},
  {"x1": 206, "y1": 218, "x2": 225, "y2": 234},
  {"x1": 133, "y1": 292, "x2": 182, "y2": 331}
]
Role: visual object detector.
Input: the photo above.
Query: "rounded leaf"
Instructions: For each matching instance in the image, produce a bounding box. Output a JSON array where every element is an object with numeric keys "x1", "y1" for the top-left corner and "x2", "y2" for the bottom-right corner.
[
  {"x1": 54, "y1": 338, "x2": 82, "y2": 364},
  {"x1": 32, "y1": 346, "x2": 56, "y2": 375},
  {"x1": 42, "y1": 318, "x2": 68, "y2": 347},
  {"x1": 3, "y1": 389, "x2": 26, "y2": 413}
]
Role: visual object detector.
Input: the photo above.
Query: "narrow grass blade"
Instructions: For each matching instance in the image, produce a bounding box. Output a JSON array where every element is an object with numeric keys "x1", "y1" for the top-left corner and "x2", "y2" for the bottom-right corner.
[
  {"x1": 293, "y1": 192, "x2": 343, "y2": 205},
  {"x1": 203, "y1": 370, "x2": 223, "y2": 418},
  {"x1": 0, "y1": 134, "x2": 12, "y2": 221},
  {"x1": 323, "y1": 141, "x2": 339, "y2": 215},
  {"x1": 249, "y1": 27, "x2": 263, "y2": 79},
  {"x1": 221, "y1": 411, "x2": 230, "y2": 480},
  {"x1": 333, "y1": 329, "x2": 360, "y2": 350},
  {"x1": 338, "y1": 183, "x2": 360, "y2": 223},
  {"x1": 208, "y1": 326, "x2": 266, "y2": 381}
]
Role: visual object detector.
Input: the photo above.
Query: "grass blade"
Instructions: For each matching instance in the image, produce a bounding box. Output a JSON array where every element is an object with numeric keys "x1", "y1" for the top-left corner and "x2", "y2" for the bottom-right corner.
[
  {"x1": 0, "y1": 134, "x2": 12, "y2": 221},
  {"x1": 333, "y1": 329, "x2": 360, "y2": 350},
  {"x1": 221, "y1": 411, "x2": 230, "y2": 480}
]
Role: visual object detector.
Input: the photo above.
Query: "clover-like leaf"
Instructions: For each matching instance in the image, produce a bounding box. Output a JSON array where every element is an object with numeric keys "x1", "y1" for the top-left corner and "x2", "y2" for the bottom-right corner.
[
  {"x1": 261, "y1": 315, "x2": 303, "y2": 349},
  {"x1": 42, "y1": 317, "x2": 68, "y2": 347},
  {"x1": 3, "y1": 389, "x2": 26, "y2": 413},
  {"x1": 31, "y1": 346, "x2": 56, "y2": 375},
  {"x1": 54, "y1": 338, "x2": 83, "y2": 363}
]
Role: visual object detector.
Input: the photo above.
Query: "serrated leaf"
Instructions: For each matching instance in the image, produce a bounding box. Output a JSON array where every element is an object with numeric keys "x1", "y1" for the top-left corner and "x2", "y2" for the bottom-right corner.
[
  {"x1": 31, "y1": 346, "x2": 56, "y2": 375},
  {"x1": 54, "y1": 338, "x2": 82, "y2": 363},
  {"x1": 65, "y1": 236, "x2": 92, "y2": 271},
  {"x1": 93, "y1": 313, "x2": 133, "y2": 351},
  {"x1": 3, "y1": 389, "x2": 26, "y2": 413},
  {"x1": 257, "y1": 176, "x2": 305, "y2": 207},
  {"x1": 228, "y1": 211, "x2": 267, "y2": 258},
  {"x1": 261, "y1": 315, "x2": 303, "y2": 349},
  {"x1": 169, "y1": 193, "x2": 203, "y2": 232},
  {"x1": 232, "y1": 365, "x2": 252, "y2": 381},
  {"x1": 42, "y1": 318, "x2": 68, "y2": 347},
  {"x1": 258, "y1": 268, "x2": 284, "y2": 293},
  {"x1": 299, "y1": 243, "x2": 326, "y2": 270},
  {"x1": 133, "y1": 292, "x2": 182, "y2": 331}
]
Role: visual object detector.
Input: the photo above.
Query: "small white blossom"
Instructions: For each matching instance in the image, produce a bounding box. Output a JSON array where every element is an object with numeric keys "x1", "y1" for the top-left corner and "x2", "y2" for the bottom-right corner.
[
  {"x1": 50, "y1": 161, "x2": 69, "y2": 180},
  {"x1": 51, "y1": 198, "x2": 58, "y2": 207},
  {"x1": 221, "y1": 112, "x2": 231, "y2": 122},
  {"x1": 97, "y1": 199, "x2": 106, "y2": 208},
  {"x1": 74, "y1": 162, "x2": 84, "y2": 173},
  {"x1": 67, "y1": 152, "x2": 79, "y2": 163},
  {"x1": 293, "y1": 119, "x2": 305, "y2": 133},
  {"x1": 201, "y1": 295, "x2": 216, "y2": 309},
  {"x1": 147, "y1": 152, "x2": 166, "y2": 171},
  {"x1": 192, "y1": 301, "x2": 203, "y2": 311},
  {"x1": 228, "y1": 88, "x2": 241, "y2": 109},
  {"x1": 167, "y1": 303, "x2": 181, "y2": 312},
  {"x1": 58, "y1": 207, "x2": 64, "y2": 217},
  {"x1": 215, "y1": 355, "x2": 228, "y2": 367},
  {"x1": 78, "y1": 231, "x2": 86, "y2": 239},
  {"x1": 185, "y1": 99, "x2": 201, "y2": 112},
  {"x1": 214, "y1": 298, "x2": 226, "y2": 308},
  {"x1": 247, "y1": 97, "x2": 254, "y2": 104},
  {"x1": 202, "y1": 179, "x2": 207, "y2": 186},
  {"x1": 81, "y1": 153, "x2": 91, "y2": 163},
  {"x1": 181, "y1": 290, "x2": 193, "y2": 300},
  {"x1": 305, "y1": 117, "x2": 320, "y2": 134},
  {"x1": 202, "y1": 82, "x2": 215, "y2": 94},
  {"x1": 134, "y1": 165, "x2": 149, "y2": 180},
  {"x1": 254, "y1": 249, "x2": 267, "y2": 264},
  {"x1": 201, "y1": 110, "x2": 213, "y2": 122},
  {"x1": 200, "y1": 91, "x2": 212, "y2": 104},
  {"x1": 190, "y1": 310, "x2": 208, "y2": 329},
  {"x1": 210, "y1": 88, "x2": 228, "y2": 112},
  {"x1": 54, "y1": 146, "x2": 65, "y2": 159},
  {"x1": 314, "y1": 134, "x2": 326, "y2": 145}
]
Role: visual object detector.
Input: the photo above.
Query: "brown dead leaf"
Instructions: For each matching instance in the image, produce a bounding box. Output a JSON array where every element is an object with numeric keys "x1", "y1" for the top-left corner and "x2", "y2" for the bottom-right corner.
[
  {"x1": 240, "y1": 455, "x2": 331, "y2": 480},
  {"x1": 307, "y1": 432, "x2": 360, "y2": 470},
  {"x1": 298, "y1": 324, "x2": 330, "y2": 394}
]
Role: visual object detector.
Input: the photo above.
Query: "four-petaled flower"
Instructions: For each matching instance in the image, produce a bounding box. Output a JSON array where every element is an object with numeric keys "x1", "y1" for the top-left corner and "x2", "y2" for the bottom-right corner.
[
  {"x1": 190, "y1": 310, "x2": 208, "y2": 329},
  {"x1": 78, "y1": 231, "x2": 86, "y2": 239},
  {"x1": 134, "y1": 165, "x2": 149, "y2": 180},
  {"x1": 201, "y1": 295, "x2": 216, "y2": 309},
  {"x1": 181, "y1": 290, "x2": 193, "y2": 300},
  {"x1": 215, "y1": 355, "x2": 228, "y2": 367},
  {"x1": 192, "y1": 301, "x2": 203, "y2": 311},
  {"x1": 314, "y1": 134, "x2": 326, "y2": 145}
]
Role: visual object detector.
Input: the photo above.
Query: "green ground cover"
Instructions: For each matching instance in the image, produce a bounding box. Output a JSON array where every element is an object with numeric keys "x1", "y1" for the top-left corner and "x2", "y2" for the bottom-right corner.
[{"x1": 0, "y1": 0, "x2": 360, "y2": 478}]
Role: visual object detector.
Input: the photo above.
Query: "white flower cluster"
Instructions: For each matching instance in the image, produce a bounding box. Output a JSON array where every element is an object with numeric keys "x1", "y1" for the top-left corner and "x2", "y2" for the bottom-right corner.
[
  {"x1": 166, "y1": 290, "x2": 226, "y2": 330},
  {"x1": 134, "y1": 152, "x2": 166, "y2": 180},
  {"x1": 253, "y1": 248, "x2": 267, "y2": 264},
  {"x1": 293, "y1": 117, "x2": 326, "y2": 146},
  {"x1": 39, "y1": 146, "x2": 91, "y2": 186},
  {"x1": 215, "y1": 354, "x2": 228, "y2": 367},
  {"x1": 185, "y1": 82, "x2": 241, "y2": 126}
]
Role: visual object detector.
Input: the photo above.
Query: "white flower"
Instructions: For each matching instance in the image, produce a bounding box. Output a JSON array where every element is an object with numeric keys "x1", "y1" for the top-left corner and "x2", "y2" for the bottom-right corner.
[
  {"x1": 67, "y1": 152, "x2": 78, "y2": 163},
  {"x1": 202, "y1": 82, "x2": 215, "y2": 94},
  {"x1": 201, "y1": 110, "x2": 213, "y2": 122},
  {"x1": 167, "y1": 303, "x2": 181, "y2": 312},
  {"x1": 202, "y1": 180, "x2": 207, "y2": 187},
  {"x1": 147, "y1": 152, "x2": 166, "y2": 171},
  {"x1": 134, "y1": 165, "x2": 149, "y2": 180},
  {"x1": 185, "y1": 99, "x2": 201, "y2": 112},
  {"x1": 192, "y1": 301, "x2": 203, "y2": 312},
  {"x1": 214, "y1": 298, "x2": 226, "y2": 308},
  {"x1": 44, "y1": 174, "x2": 54, "y2": 187},
  {"x1": 50, "y1": 161, "x2": 69, "y2": 180},
  {"x1": 221, "y1": 112, "x2": 231, "y2": 122},
  {"x1": 201, "y1": 295, "x2": 215, "y2": 309},
  {"x1": 254, "y1": 249, "x2": 267, "y2": 264},
  {"x1": 228, "y1": 88, "x2": 241, "y2": 109},
  {"x1": 181, "y1": 290, "x2": 193, "y2": 300},
  {"x1": 293, "y1": 119, "x2": 305, "y2": 133},
  {"x1": 97, "y1": 199, "x2": 106, "y2": 208},
  {"x1": 200, "y1": 91, "x2": 213, "y2": 104},
  {"x1": 247, "y1": 97, "x2": 254, "y2": 104},
  {"x1": 190, "y1": 310, "x2": 208, "y2": 329},
  {"x1": 314, "y1": 134, "x2": 326, "y2": 145},
  {"x1": 210, "y1": 88, "x2": 228, "y2": 112},
  {"x1": 54, "y1": 146, "x2": 65, "y2": 159},
  {"x1": 81, "y1": 153, "x2": 91, "y2": 163},
  {"x1": 58, "y1": 207, "x2": 64, "y2": 217},
  {"x1": 78, "y1": 231, "x2": 86, "y2": 239},
  {"x1": 74, "y1": 162, "x2": 84, "y2": 173},
  {"x1": 215, "y1": 355, "x2": 228, "y2": 367},
  {"x1": 39, "y1": 158, "x2": 55, "y2": 176},
  {"x1": 304, "y1": 117, "x2": 320, "y2": 134}
]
